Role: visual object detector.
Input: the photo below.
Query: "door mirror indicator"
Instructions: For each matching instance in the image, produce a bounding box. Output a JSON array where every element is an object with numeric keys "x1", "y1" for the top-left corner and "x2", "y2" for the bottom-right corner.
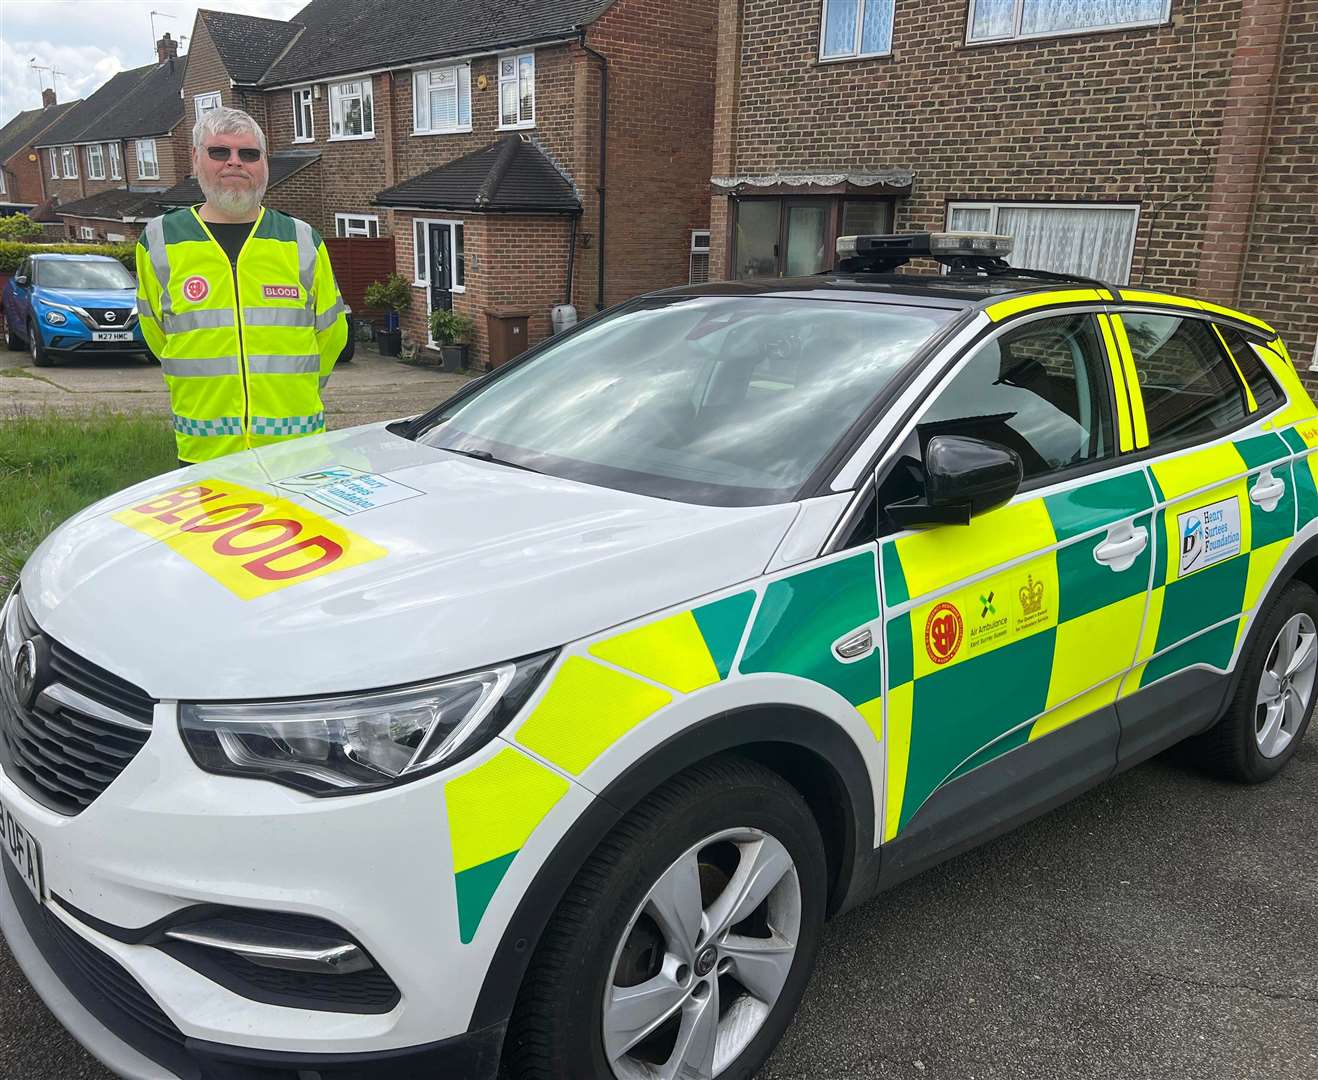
[{"x1": 884, "y1": 435, "x2": 1023, "y2": 528}]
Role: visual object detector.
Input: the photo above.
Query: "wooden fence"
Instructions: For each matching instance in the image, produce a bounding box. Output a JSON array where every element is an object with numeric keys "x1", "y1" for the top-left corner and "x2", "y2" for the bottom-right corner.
[{"x1": 324, "y1": 236, "x2": 397, "y2": 324}]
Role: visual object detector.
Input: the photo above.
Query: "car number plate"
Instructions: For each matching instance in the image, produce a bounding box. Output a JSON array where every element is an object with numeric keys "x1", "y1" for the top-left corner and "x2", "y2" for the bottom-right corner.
[
  {"x1": 0, "y1": 797, "x2": 43, "y2": 905},
  {"x1": 93, "y1": 331, "x2": 133, "y2": 342}
]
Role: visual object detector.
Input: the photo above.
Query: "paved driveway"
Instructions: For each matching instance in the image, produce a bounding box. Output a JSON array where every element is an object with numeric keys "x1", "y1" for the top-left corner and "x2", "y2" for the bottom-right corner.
[
  {"x1": 2, "y1": 745, "x2": 1315, "y2": 1079},
  {"x1": 0, "y1": 341, "x2": 472, "y2": 427}
]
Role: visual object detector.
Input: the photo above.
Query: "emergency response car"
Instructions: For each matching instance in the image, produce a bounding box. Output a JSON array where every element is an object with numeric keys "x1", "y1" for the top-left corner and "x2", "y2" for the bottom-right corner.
[{"x1": 1, "y1": 233, "x2": 1315, "y2": 1080}]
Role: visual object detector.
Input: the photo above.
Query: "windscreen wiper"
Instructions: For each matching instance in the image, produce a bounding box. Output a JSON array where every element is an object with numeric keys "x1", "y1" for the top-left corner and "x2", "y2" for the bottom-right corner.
[{"x1": 441, "y1": 446, "x2": 541, "y2": 473}]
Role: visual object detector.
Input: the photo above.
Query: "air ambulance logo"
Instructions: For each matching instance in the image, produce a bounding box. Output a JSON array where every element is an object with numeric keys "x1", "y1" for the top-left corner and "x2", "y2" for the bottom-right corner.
[
  {"x1": 182, "y1": 275, "x2": 210, "y2": 302},
  {"x1": 924, "y1": 601, "x2": 963, "y2": 665}
]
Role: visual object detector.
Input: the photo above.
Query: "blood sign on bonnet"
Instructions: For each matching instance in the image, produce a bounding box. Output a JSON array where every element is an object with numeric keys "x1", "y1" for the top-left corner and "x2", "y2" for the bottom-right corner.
[{"x1": 113, "y1": 480, "x2": 387, "y2": 600}]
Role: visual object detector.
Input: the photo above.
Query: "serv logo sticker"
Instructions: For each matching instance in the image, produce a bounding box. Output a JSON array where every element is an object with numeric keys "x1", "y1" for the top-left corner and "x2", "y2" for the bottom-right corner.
[
  {"x1": 273, "y1": 466, "x2": 423, "y2": 515},
  {"x1": 924, "y1": 601, "x2": 963, "y2": 665},
  {"x1": 1178, "y1": 496, "x2": 1242, "y2": 576},
  {"x1": 182, "y1": 275, "x2": 209, "y2": 302},
  {"x1": 113, "y1": 480, "x2": 387, "y2": 600}
]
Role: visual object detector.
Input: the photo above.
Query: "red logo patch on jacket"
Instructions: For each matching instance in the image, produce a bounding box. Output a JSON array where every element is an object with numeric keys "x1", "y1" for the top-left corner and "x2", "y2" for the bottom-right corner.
[
  {"x1": 182, "y1": 275, "x2": 209, "y2": 302},
  {"x1": 262, "y1": 284, "x2": 300, "y2": 300}
]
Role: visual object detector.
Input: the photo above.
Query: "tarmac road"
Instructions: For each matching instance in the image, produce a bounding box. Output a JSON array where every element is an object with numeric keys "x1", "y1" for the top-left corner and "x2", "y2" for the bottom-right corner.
[{"x1": 2, "y1": 741, "x2": 1315, "y2": 1080}]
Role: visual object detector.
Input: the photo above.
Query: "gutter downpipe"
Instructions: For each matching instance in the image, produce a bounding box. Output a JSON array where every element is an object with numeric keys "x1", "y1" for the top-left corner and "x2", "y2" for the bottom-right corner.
[
  {"x1": 579, "y1": 33, "x2": 608, "y2": 311},
  {"x1": 566, "y1": 212, "x2": 578, "y2": 306}
]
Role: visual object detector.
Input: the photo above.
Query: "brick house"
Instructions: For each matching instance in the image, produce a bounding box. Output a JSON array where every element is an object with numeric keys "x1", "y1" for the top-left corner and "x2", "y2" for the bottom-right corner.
[
  {"x1": 32, "y1": 34, "x2": 190, "y2": 243},
  {"x1": 710, "y1": 0, "x2": 1318, "y2": 374},
  {"x1": 0, "y1": 90, "x2": 82, "y2": 218},
  {"x1": 166, "y1": 0, "x2": 718, "y2": 367}
]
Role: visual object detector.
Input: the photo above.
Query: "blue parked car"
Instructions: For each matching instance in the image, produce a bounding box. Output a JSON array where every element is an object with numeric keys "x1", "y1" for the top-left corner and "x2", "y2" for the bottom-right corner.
[{"x1": 3, "y1": 253, "x2": 151, "y2": 367}]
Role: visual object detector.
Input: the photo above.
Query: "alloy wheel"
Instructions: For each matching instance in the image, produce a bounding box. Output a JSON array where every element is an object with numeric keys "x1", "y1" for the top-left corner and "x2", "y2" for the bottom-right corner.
[{"x1": 1255, "y1": 611, "x2": 1317, "y2": 758}]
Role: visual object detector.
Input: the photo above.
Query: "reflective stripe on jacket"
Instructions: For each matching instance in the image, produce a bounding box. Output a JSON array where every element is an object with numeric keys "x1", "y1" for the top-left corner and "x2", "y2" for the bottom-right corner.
[{"x1": 135, "y1": 206, "x2": 349, "y2": 463}]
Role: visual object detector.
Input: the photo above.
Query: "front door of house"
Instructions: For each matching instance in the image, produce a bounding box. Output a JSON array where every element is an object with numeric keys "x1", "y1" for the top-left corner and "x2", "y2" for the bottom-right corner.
[{"x1": 428, "y1": 224, "x2": 453, "y2": 318}]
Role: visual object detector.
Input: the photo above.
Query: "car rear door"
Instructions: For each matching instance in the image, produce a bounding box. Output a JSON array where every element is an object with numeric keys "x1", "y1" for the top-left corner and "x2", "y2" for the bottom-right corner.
[
  {"x1": 1107, "y1": 305, "x2": 1296, "y2": 763},
  {"x1": 876, "y1": 307, "x2": 1152, "y2": 849}
]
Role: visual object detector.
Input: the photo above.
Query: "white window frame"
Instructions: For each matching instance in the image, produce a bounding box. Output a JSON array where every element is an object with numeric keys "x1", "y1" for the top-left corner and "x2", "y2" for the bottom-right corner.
[
  {"x1": 818, "y1": 0, "x2": 895, "y2": 62},
  {"x1": 412, "y1": 218, "x2": 467, "y2": 346},
  {"x1": 78, "y1": 225, "x2": 95, "y2": 241},
  {"x1": 293, "y1": 87, "x2": 315, "y2": 143},
  {"x1": 413, "y1": 63, "x2": 472, "y2": 135},
  {"x1": 335, "y1": 213, "x2": 380, "y2": 238},
  {"x1": 109, "y1": 142, "x2": 123, "y2": 180},
  {"x1": 194, "y1": 92, "x2": 222, "y2": 121},
  {"x1": 964, "y1": 0, "x2": 1171, "y2": 45},
  {"x1": 134, "y1": 138, "x2": 158, "y2": 180},
  {"x1": 945, "y1": 200, "x2": 1141, "y2": 285},
  {"x1": 329, "y1": 79, "x2": 375, "y2": 140},
  {"x1": 106, "y1": 232, "x2": 126, "y2": 242},
  {"x1": 48, "y1": 149, "x2": 59, "y2": 179},
  {"x1": 497, "y1": 52, "x2": 535, "y2": 130},
  {"x1": 61, "y1": 146, "x2": 78, "y2": 179},
  {"x1": 85, "y1": 143, "x2": 106, "y2": 180},
  {"x1": 0, "y1": 171, "x2": 6, "y2": 195}
]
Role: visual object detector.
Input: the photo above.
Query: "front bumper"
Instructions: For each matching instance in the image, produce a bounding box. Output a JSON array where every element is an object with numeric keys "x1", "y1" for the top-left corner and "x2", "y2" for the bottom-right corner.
[{"x1": 1, "y1": 860, "x2": 504, "y2": 1079}]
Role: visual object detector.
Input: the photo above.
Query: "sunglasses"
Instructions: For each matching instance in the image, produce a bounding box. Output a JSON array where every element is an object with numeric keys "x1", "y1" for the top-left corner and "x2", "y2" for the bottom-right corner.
[{"x1": 205, "y1": 146, "x2": 263, "y2": 163}]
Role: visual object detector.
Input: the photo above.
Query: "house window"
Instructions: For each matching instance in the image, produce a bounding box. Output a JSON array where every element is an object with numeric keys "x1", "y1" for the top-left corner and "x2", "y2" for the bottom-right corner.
[
  {"x1": 48, "y1": 149, "x2": 59, "y2": 179},
  {"x1": 0, "y1": 171, "x2": 5, "y2": 195},
  {"x1": 335, "y1": 213, "x2": 380, "y2": 238},
  {"x1": 135, "y1": 139, "x2": 159, "y2": 180},
  {"x1": 330, "y1": 80, "x2": 374, "y2": 139},
  {"x1": 412, "y1": 219, "x2": 465, "y2": 292},
  {"x1": 946, "y1": 201, "x2": 1139, "y2": 285},
  {"x1": 61, "y1": 146, "x2": 78, "y2": 178},
  {"x1": 498, "y1": 53, "x2": 535, "y2": 129},
  {"x1": 820, "y1": 0, "x2": 895, "y2": 60},
  {"x1": 109, "y1": 142, "x2": 123, "y2": 180},
  {"x1": 293, "y1": 88, "x2": 314, "y2": 142},
  {"x1": 85, "y1": 144, "x2": 106, "y2": 180},
  {"x1": 414, "y1": 64, "x2": 472, "y2": 134},
  {"x1": 690, "y1": 230, "x2": 711, "y2": 284},
  {"x1": 732, "y1": 196, "x2": 894, "y2": 279},
  {"x1": 195, "y1": 92, "x2": 222, "y2": 121},
  {"x1": 106, "y1": 232, "x2": 126, "y2": 242},
  {"x1": 966, "y1": 0, "x2": 1169, "y2": 43},
  {"x1": 78, "y1": 226, "x2": 95, "y2": 241}
]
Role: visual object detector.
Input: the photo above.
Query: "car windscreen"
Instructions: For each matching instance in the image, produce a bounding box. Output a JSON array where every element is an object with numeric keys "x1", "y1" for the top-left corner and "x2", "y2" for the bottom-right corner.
[
  {"x1": 415, "y1": 295, "x2": 958, "y2": 506},
  {"x1": 36, "y1": 260, "x2": 135, "y2": 290}
]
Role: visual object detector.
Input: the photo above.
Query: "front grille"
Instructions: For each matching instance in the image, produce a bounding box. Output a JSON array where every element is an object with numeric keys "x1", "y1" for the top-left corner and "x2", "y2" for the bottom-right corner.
[
  {"x1": 83, "y1": 306, "x2": 134, "y2": 327},
  {"x1": 0, "y1": 594, "x2": 156, "y2": 814}
]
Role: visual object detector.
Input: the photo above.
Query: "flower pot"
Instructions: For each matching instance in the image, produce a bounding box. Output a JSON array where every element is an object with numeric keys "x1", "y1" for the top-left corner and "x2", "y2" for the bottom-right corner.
[
  {"x1": 378, "y1": 329, "x2": 402, "y2": 357},
  {"x1": 439, "y1": 343, "x2": 468, "y2": 373}
]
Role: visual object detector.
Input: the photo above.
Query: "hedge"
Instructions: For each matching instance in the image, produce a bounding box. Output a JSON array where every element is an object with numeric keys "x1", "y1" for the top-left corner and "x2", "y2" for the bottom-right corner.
[{"x1": 0, "y1": 241, "x2": 136, "y2": 274}]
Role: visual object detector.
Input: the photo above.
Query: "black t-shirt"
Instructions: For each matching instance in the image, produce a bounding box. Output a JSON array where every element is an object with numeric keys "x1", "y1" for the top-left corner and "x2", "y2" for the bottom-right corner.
[{"x1": 206, "y1": 220, "x2": 255, "y2": 265}]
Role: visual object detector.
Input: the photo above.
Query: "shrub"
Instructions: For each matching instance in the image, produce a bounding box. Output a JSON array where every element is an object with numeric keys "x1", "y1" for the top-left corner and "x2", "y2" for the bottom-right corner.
[
  {"x1": 0, "y1": 215, "x2": 42, "y2": 241},
  {"x1": 429, "y1": 308, "x2": 475, "y2": 345},
  {"x1": 0, "y1": 241, "x2": 135, "y2": 274},
  {"x1": 363, "y1": 273, "x2": 411, "y2": 314}
]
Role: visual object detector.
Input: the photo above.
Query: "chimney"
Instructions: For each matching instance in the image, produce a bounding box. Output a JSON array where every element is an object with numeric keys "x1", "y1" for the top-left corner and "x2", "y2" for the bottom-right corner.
[
  {"x1": 156, "y1": 32, "x2": 179, "y2": 64},
  {"x1": 42, "y1": 87, "x2": 57, "y2": 108}
]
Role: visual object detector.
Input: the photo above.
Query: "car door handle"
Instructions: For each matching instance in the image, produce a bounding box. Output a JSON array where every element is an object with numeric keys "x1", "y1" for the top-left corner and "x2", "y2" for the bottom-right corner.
[
  {"x1": 1093, "y1": 523, "x2": 1148, "y2": 572},
  {"x1": 1250, "y1": 468, "x2": 1286, "y2": 512}
]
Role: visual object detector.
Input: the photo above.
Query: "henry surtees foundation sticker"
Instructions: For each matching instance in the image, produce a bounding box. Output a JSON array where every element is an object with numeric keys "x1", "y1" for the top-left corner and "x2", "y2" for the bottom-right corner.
[
  {"x1": 925, "y1": 602, "x2": 964, "y2": 665},
  {"x1": 1178, "y1": 496, "x2": 1242, "y2": 576},
  {"x1": 113, "y1": 480, "x2": 387, "y2": 600},
  {"x1": 273, "y1": 466, "x2": 423, "y2": 515}
]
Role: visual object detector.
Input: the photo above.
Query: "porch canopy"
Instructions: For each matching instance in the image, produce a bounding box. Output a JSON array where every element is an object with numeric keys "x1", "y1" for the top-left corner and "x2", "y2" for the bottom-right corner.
[
  {"x1": 711, "y1": 169, "x2": 914, "y2": 198},
  {"x1": 374, "y1": 136, "x2": 581, "y2": 214}
]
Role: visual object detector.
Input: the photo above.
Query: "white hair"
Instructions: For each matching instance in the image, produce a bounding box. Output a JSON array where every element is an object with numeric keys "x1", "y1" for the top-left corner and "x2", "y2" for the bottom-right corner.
[{"x1": 192, "y1": 107, "x2": 268, "y2": 154}]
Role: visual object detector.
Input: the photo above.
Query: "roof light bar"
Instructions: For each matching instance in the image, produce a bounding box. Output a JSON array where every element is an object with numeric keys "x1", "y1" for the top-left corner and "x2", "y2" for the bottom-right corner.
[{"x1": 835, "y1": 231, "x2": 1014, "y2": 273}]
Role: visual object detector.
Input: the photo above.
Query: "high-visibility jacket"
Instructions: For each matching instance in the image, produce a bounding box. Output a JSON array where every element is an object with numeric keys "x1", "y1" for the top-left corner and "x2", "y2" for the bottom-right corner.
[{"x1": 135, "y1": 205, "x2": 349, "y2": 463}]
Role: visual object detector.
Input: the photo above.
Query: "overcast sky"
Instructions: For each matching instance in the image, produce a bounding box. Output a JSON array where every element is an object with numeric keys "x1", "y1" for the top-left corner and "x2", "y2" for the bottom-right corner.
[{"x1": 1, "y1": 0, "x2": 306, "y2": 127}]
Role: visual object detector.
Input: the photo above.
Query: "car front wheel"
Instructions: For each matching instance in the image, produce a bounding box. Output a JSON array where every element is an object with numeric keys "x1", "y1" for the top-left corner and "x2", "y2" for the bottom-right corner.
[
  {"x1": 5, "y1": 318, "x2": 22, "y2": 351},
  {"x1": 28, "y1": 318, "x2": 53, "y2": 367},
  {"x1": 506, "y1": 756, "x2": 826, "y2": 1080}
]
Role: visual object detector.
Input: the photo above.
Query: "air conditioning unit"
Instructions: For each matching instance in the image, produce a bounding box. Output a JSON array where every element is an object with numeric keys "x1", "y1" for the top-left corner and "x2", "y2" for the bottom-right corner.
[{"x1": 689, "y1": 230, "x2": 711, "y2": 284}]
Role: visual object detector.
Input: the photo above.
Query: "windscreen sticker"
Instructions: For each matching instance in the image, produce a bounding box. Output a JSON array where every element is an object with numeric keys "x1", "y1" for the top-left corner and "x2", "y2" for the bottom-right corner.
[
  {"x1": 273, "y1": 466, "x2": 424, "y2": 515},
  {"x1": 112, "y1": 480, "x2": 387, "y2": 600},
  {"x1": 1178, "y1": 496, "x2": 1242, "y2": 576}
]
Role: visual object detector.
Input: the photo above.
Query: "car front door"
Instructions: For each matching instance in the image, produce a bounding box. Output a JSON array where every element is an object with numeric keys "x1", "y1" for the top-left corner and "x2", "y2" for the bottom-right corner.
[
  {"x1": 8, "y1": 258, "x2": 31, "y2": 330},
  {"x1": 875, "y1": 309, "x2": 1154, "y2": 852}
]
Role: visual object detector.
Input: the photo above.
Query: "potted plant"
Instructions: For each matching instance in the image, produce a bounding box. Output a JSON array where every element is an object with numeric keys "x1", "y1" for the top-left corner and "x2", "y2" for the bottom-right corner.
[
  {"x1": 429, "y1": 308, "x2": 476, "y2": 372},
  {"x1": 363, "y1": 273, "x2": 411, "y2": 356}
]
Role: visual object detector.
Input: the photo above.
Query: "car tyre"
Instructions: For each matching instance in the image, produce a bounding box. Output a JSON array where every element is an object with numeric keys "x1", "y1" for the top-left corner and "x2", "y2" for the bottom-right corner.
[
  {"x1": 505, "y1": 756, "x2": 826, "y2": 1080},
  {"x1": 1189, "y1": 579, "x2": 1318, "y2": 782},
  {"x1": 5, "y1": 319, "x2": 22, "y2": 351},
  {"x1": 28, "y1": 318, "x2": 53, "y2": 367}
]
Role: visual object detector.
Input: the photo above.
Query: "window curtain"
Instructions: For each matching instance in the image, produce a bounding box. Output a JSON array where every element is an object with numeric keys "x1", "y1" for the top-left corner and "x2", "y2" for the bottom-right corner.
[
  {"x1": 1020, "y1": 0, "x2": 1166, "y2": 35},
  {"x1": 822, "y1": 0, "x2": 893, "y2": 56},
  {"x1": 948, "y1": 206, "x2": 993, "y2": 232},
  {"x1": 969, "y1": 0, "x2": 1015, "y2": 39},
  {"x1": 996, "y1": 205, "x2": 1137, "y2": 284}
]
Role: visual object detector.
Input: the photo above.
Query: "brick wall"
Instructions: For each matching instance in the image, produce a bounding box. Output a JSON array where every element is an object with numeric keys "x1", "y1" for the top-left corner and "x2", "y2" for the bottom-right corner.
[
  {"x1": 1238, "y1": 0, "x2": 1318, "y2": 378},
  {"x1": 127, "y1": 133, "x2": 185, "y2": 187},
  {"x1": 581, "y1": 0, "x2": 719, "y2": 310},
  {"x1": 265, "y1": 159, "x2": 327, "y2": 234},
  {"x1": 57, "y1": 215, "x2": 143, "y2": 243},
  {"x1": 182, "y1": 17, "x2": 239, "y2": 119},
  {"x1": 2, "y1": 146, "x2": 46, "y2": 207}
]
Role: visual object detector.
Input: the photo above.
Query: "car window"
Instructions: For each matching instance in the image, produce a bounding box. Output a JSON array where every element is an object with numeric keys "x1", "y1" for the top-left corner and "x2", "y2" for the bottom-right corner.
[
  {"x1": 36, "y1": 259, "x2": 135, "y2": 290},
  {"x1": 917, "y1": 313, "x2": 1115, "y2": 482},
  {"x1": 1216, "y1": 324, "x2": 1281, "y2": 411},
  {"x1": 417, "y1": 295, "x2": 957, "y2": 506},
  {"x1": 1120, "y1": 313, "x2": 1247, "y2": 448}
]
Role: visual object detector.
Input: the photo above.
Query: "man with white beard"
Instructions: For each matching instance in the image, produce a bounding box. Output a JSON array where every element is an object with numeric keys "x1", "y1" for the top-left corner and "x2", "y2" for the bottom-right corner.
[{"x1": 136, "y1": 107, "x2": 348, "y2": 466}]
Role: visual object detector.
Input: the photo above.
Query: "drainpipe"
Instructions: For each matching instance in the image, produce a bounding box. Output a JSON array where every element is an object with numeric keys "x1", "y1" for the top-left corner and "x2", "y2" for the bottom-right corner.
[
  {"x1": 579, "y1": 34, "x2": 608, "y2": 311},
  {"x1": 565, "y1": 212, "x2": 578, "y2": 305}
]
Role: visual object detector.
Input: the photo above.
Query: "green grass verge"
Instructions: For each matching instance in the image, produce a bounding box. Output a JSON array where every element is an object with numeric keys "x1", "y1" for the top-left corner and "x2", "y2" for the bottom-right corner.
[{"x1": 0, "y1": 412, "x2": 177, "y2": 594}]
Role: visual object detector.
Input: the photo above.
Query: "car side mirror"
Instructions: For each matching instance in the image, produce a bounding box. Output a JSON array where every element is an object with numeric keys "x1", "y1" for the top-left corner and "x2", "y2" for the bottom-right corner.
[
  {"x1": 884, "y1": 435, "x2": 1023, "y2": 528},
  {"x1": 14, "y1": 275, "x2": 29, "y2": 287}
]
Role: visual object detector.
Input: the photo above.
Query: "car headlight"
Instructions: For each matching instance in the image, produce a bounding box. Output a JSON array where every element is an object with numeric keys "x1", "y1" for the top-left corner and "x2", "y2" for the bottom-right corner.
[
  {"x1": 44, "y1": 310, "x2": 66, "y2": 326},
  {"x1": 179, "y1": 652, "x2": 555, "y2": 795}
]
